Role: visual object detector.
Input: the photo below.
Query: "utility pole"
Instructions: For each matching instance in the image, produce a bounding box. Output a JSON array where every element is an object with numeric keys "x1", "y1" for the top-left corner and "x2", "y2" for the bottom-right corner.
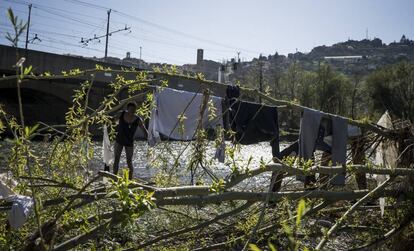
[
  {"x1": 25, "y1": 4, "x2": 32, "y2": 50},
  {"x1": 104, "y1": 9, "x2": 111, "y2": 59},
  {"x1": 139, "y1": 46, "x2": 142, "y2": 60},
  {"x1": 259, "y1": 54, "x2": 263, "y2": 103}
]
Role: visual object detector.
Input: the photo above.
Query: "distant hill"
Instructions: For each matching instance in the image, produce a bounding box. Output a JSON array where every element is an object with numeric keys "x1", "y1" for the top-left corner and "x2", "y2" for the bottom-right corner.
[
  {"x1": 182, "y1": 35, "x2": 414, "y2": 82},
  {"x1": 292, "y1": 35, "x2": 414, "y2": 74},
  {"x1": 85, "y1": 35, "x2": 414, "y2": 83}
]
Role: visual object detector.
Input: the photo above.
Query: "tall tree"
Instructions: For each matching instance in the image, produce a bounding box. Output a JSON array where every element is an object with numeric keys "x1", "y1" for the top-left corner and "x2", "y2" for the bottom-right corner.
[{"x1": 367, "y1": 61, "x2": 414, "y2": 122}]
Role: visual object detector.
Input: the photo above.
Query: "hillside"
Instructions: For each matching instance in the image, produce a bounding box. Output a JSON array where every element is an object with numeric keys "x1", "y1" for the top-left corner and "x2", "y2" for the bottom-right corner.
[{"x1": 183, "y1": 35, "x2": 414, "y2": 83}]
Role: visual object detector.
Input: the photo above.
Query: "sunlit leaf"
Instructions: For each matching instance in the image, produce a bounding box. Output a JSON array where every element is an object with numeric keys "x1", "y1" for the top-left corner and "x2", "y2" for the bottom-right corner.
[
  {"x1": 269, "y1": 242, "x2": 277, "y2": 251},
  {"x1": 296, "y1": 199, "x2": 306, "y2": 227},
  {"x1": 249, "y1": 244, "x2": 262, "y2": 251}
]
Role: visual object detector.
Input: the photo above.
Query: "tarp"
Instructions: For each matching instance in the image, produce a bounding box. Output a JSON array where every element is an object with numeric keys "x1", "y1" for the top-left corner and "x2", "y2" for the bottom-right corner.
[{"x1": 375, "y1": 111, "x2": 398, "y2": 216}]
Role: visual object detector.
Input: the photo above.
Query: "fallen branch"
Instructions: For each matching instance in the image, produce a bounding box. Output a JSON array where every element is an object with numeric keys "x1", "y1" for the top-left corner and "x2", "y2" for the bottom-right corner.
[
  {"x1": 156, "y1": 188, "x2": 408, "y2": 206},
  {"x1": 315, "y1": 176, "x2": 394, "y2": 250},
  {"x1": 319, "y1": 204, "x2": 409, "y2": 214},
  {"x1": 193, "y1": 201, "x2": 330, "y2": 251},
  {"x1": 349, "y1": 211, "x2": 414, "y2": 251},
  {"x1": 125, "y1": 202, "x2": 253, "y2": 250},
  {"x1": 52, "y1": 219, "x2": 112, "y2": 251},
  {"x1": 227, "y1": 163, "x2": 414, "y2": 188},
  {"x1": 242, "y1": 172, "x2": 279, "y2": 250}
]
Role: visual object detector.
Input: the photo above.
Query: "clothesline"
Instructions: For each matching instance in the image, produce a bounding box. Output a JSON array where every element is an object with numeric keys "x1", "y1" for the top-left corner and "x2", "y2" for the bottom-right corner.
[
  {"x1": 147, "y1": 71, "x2": 393, "y2": 138},
  {"x1": 103, "y1": 74, "x2": 375, "y2": 187},
  {"x1": 102, "y1": 83, "x2": 397, "y2": 195},
  {"x1": 114, "y1": 70, "x2": 393, "y2": 138},
  {"x1": 105, "y1": 86, "x2": 281, "y2": 164},
  {"x1": 9, "y1": 68, "x2": 387, "y2": 138}
]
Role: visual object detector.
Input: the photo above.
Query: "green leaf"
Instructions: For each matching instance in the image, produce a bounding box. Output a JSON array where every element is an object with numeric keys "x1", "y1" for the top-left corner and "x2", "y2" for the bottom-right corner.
[
  {"x1": 248, "y1": 244, "x2": 262, "y2": 251},
  {"x1": 296, "y1": 199, "x2": 306, "y2": 227},
  {"x1": 269, "y1": 242, "x2": 277, "y2": 251},
  {"x1": 24, "y1": 65, "x2": 32, "y2": 75},
  {"x1": 7, "y1": 8, "x2": 15, "y2": 25},
  {"x1": 282, "y1": 222, "x2": 292, "y2": 236},
  {"x1": 29, "y1": 123, "x2": 39, "y2": 135}
]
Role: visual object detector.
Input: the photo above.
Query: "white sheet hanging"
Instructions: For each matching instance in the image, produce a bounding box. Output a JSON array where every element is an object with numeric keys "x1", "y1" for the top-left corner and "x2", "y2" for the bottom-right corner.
[
  {"x1": 0, "y1": 174, "x2": 33, "y2": 229},
  {"x1": 7, "y1": 195, "x2": 34, "y2": 229},
  {"x1": 148, "y1": 87, "x2": 225, "y2": 162},
  {"x1": 102, "y1": 125, "x2": 114, "y2": 166},
  {"x1": 374, "y1": 111, "x2": 398, "y2": 217},
  {"x1": 148, "y1": 87, "x2": 224, "y2": 143}
]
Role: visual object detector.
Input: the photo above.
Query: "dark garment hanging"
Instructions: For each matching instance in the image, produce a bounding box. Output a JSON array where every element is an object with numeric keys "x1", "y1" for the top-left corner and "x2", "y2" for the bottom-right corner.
[
  {"x1": 315, "y1": 118, "x2": 333, "y2": 153},
  {"x1": 226, "y1": 85, "x2": 240, "y2": 99},
  {"x1": 298, "y1": 108, "x2": 323, "y2": 160},
  {"x1": 330, "y1": 116, "x2": 348, "y2": 185},
  {"x1": 280, "y1": 125, "x2": 332, "y2": 158},
  {"x1": 115, "y1": 111, "x2": 140, "y2": 147},
  {"x1": 272, "y1": 114, "x2": 347, "y2": 191},
  {"x1": 296, "y1": 110, "x2": 347, "y2": 185},
  {"x1": 225, "y1": 85, "x2": 281, "y2": 194},
  {"x1": 281, "y1": 140, "x2": 299, "y2": 157},
  {"x1": 229, "y1": 100, "x2": 280, "y2": 158}
]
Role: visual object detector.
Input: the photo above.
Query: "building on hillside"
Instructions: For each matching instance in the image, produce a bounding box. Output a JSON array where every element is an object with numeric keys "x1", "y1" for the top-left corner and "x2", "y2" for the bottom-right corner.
[{"x1": 197, "y1": 49, "x2": 204, "y2": 65}]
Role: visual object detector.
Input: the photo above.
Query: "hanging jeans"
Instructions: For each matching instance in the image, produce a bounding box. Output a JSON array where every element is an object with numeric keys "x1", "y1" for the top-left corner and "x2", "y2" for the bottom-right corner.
[{"x1": 292, "y1": 106, "x2": 349, "y2": 187}]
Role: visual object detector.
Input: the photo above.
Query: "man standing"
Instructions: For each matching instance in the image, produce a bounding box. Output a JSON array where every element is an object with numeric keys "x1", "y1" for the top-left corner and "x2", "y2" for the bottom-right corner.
[{"x1": 113, "y1": 102, "x2": 147, "y2": 179}]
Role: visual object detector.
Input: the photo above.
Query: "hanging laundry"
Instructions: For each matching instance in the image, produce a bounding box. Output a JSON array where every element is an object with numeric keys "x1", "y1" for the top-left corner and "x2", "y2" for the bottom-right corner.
[
  {"x1": 0, "y1": 175, "x2": 33, "y2": 229},
  {"x1": 229, "y1": 100, "x2": 280, "y2": 157},
  {"x1": 314, "y1": 119, "x2": 333, "y2": 154},
  {"x1": 148, "y1": 87, "x2": 225, "y2": 161},
  {"x1": 226, "y1": 85, "x2": 240, "y2": 99},
  {"x1": 348, "y1": 124, "x2": 362, "y2": 137},
  {"x1": 298, "y1": 108, "x2": 323, "y2": 160},
  {"x1": 225, "y1": 85, "x2": 280, "y2": 191},
  {"x1": 297, "y1": 108, "x2": 348, "y2": 185},
  {"x1": 102, "y1": 125, "x2": 114, "y2": 167},
  {"x1": 6, "y1": 195, "x2": 34, "y2": 229},
  {"x1": 148, "y1": 87, "x2": 223, "y2": 142},
  {"x1": 374, "y1": 111, "x2": 397, "y2": 217},
  {"x1": 297, "y1": 108, "x2": 323, "y2": 183},
  {"x1": 330, "y1": 116, "x2": 348, "y2": 185}
]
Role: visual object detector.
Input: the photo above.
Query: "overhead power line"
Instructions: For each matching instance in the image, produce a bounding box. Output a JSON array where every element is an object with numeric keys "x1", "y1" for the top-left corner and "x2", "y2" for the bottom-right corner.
[
  {"x1": 4, "y1": 0, "x2": 107, "y2": 29},
  {"x1": 5, "y1": 0, "x2": 104, "y2": 21},
  {"x1": 2, "y1": 24, "x2": 185, "y2": 64},
  {"x1": 0, "y1": 23, "x2": 82, "y2": 39},
  {"x1": 62, "y1": 0, "x2": 261, "y2": 55},
  {"x1": 2, "y1": 0, "x2": 259, "y2": 64},
  {"x1": 80, "y1": 25, "x2": 131, "y2": 46},
  {"x1": 35, "y1": 7, "x2": 103, "y2": 29},
  {"x1": 63, "y1": 0, "x2": 108, "y2": 11}
]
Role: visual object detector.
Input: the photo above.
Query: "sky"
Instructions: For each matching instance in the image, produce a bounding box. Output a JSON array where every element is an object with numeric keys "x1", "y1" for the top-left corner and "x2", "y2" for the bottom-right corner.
[{"x1": 1, "y1": 0, "x2": 414, "y2": 65}]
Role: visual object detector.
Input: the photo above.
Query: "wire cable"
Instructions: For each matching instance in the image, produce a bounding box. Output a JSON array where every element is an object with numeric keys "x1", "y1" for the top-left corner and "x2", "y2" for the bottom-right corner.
[{"x1": 62, "y1": 0, "x2": 262, "y2": 55}]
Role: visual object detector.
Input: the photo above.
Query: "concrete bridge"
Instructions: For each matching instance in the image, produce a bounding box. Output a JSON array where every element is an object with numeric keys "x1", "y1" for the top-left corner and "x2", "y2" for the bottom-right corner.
[{"x1": 0, "y1": 45, "x2": 226, "y2": 128}]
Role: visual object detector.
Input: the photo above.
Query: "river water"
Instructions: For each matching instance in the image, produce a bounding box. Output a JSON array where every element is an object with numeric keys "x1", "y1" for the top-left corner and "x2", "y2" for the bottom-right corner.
[
  {"x1": 0, "y1": 139, "x2": 301, "y2": 190},
  {"x1": 93, "y1": 141, "x2": 292, "y2": 189}
]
